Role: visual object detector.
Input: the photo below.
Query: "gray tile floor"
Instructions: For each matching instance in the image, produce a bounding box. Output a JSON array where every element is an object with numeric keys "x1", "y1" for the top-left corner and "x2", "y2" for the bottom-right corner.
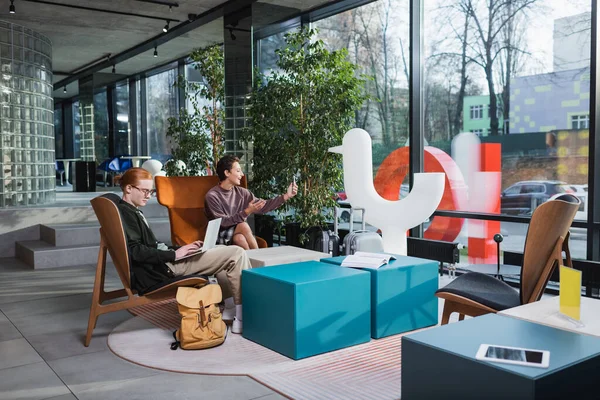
[{"x1": 0, "y1": 257, "x2": 458, "y2": 400}]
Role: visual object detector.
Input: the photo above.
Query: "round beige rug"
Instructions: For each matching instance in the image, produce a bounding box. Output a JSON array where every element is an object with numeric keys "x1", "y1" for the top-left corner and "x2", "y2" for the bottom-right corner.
[{"x1": 108, "y1": 316, "x2": 301, "y2": 375}]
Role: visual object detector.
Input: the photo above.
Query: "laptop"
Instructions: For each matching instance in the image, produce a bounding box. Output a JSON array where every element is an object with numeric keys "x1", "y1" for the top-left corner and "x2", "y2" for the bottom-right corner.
[{"x1": 177, "y1": 218, "x2": 222, "y2": 260}]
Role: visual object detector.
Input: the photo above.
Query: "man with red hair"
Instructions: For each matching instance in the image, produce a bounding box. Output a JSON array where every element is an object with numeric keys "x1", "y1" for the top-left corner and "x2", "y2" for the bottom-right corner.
[{"x1": 118, "y1": 167, "x2": 249, "y2": 333}]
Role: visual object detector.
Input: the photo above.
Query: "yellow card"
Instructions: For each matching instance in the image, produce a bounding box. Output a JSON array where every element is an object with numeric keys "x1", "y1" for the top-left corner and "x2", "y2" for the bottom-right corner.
[{"x1": 559, "y1": 266, "x2": 582, "y2": 321}]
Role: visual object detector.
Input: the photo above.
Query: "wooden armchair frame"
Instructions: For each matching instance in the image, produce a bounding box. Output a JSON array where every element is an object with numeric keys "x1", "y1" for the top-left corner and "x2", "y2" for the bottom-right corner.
[
  {"x1": 436, "y1": 194, "x2": 580, "y2": 324},
  {"x1": 85, "y1": 194, "x2": 207, "y2": 346}
]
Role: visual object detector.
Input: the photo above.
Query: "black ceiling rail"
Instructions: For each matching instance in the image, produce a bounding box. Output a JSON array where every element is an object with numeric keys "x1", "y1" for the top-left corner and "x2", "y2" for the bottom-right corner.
[
  {"x1": 21, "y1": 0, "x2": 180, "y2": 23},
  {"x1": 53, "y1": 0, "x2": 258, "y2": 90},
  {"x1": 132, "y1": 0, "x2": 179, "y2": 7},
  {"x1": 68, "y1": 54, "x2": 111, "y2": 75}
]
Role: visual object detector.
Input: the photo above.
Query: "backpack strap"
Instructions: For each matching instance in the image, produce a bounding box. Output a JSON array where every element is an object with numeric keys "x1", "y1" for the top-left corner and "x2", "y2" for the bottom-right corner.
[{"x1": 170, "y1": 330, "x2": 180, "y2": 350}]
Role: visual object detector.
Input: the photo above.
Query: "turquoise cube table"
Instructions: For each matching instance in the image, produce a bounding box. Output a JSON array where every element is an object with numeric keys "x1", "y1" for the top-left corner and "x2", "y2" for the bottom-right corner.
[
  {"x1": 320, "y1": 255, "x2": 438, "y2": 338},
  {"x1": 402, "y1": 314, "x2": 600, "y2": 399},
  {"x1": 242, "y1": 260, "x2": 371, "y2": 360}
]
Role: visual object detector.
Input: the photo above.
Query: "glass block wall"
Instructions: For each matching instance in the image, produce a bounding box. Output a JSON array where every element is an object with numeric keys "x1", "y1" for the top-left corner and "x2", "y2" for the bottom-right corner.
[{"x1": 0, "y1": 21, "x2": 54, "y2": 207}]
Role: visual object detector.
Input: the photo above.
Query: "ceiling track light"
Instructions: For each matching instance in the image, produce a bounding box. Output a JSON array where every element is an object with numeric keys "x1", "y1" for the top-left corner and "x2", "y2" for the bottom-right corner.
[
  {"x1": 229, "y1": 28, "x2": 236, "y2": 41},
  {"x1": 153, "y1": 46, "x2": 158, "y2": 58},
  {"x1": 112, "y1": 65, "x2": 116, "y2": 74},
  {"x1": 9, "y1": 0, "x2": 15, "y2": 14},
  {"x1": 163, "y1": 20, "x2": 170, "y2": 33},
  {"x1": 63, "y1": 86, "x2": 67, "y2": 93}
]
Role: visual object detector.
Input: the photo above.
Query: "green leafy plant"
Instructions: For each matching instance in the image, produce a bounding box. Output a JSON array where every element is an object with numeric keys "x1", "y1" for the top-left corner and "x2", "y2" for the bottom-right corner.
[
  {"x1": 165, "y1": 44, "x2": 224, "y2": 176},
  {"x1": 243, "y1": 27, "x2": 369, "y2": 230}
]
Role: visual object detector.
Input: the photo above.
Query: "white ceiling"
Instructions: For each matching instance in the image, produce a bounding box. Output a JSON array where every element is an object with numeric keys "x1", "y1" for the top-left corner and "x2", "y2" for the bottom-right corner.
[{"x1": 0, "y1": 0, "x2": 335, "y2": 99}]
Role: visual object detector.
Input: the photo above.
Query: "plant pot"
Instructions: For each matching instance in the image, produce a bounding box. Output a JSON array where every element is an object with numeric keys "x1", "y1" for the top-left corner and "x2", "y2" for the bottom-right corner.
[
  {"x1": 255, "y1": 214, "x2": 275, "y2": 247},
  {"x1": 285, "y1": 222, "x2": 337, "y2": 249},
  {"x1": 284, "y1": 222, "x2": 302, "y2": 248}
]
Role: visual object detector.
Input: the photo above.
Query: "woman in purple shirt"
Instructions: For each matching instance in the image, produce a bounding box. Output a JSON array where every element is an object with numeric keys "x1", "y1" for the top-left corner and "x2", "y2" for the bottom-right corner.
[{"x1": 205, "y1": 155, "x2": 297, "y2": 249}]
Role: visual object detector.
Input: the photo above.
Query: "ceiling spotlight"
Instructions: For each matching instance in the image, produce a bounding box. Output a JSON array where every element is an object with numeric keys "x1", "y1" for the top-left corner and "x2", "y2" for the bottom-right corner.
[
  {"x1": 163, "y1": 21, "x2": 170, "y2": 33},
  {"x1": 169, "y1": 5, "x2": 172, "y2": 12},
  {"x1": 112, "y1": 65, "x2": 116, "y2": 74},
  {"x1": 153, "y1": 46, "x2": 158, "y2": 58},
  {"x1": 63, "y1": 86, "x2": 67, "y2": 93},
  {"x1": 9, "y1": 0, "x2": 15, "y2": 14},
  {"x1": 229, "y1": 28, "x2": 236, "y2": 41}
]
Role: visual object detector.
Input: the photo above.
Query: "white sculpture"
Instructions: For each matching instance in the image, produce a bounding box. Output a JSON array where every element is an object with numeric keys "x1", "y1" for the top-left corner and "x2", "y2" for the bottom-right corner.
[
  {"x1": 141, "y1": 159, "x2": 163, "y2": 176},
  {"x1": 329, "y1": 128, "x2": 445, "y2": 255}
]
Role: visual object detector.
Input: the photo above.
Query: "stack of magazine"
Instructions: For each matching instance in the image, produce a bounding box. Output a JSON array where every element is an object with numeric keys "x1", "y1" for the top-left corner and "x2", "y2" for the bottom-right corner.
[{"x1": 341, "y1": 252, "x2": 396, "y2": 270}]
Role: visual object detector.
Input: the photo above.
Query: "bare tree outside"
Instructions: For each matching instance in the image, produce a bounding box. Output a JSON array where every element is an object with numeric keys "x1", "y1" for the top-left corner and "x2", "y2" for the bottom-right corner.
[{"x1": 314, "y1": 0, "x2": 410, "y2": 148}]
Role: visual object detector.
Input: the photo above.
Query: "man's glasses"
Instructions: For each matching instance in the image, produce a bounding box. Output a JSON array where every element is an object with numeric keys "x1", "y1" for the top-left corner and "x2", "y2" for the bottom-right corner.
[{"x1": 132, "y1": 185, "x2": 156, "y2": 197}]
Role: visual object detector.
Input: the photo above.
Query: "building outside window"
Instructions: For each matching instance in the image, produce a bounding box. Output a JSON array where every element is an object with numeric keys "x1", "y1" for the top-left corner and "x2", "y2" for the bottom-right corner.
[{"x1": 424, "y1": 0, "x2": 591, "y2": 261}]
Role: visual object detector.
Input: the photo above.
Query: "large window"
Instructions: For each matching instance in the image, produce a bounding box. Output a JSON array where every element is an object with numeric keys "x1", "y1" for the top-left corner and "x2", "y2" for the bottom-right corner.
[
  {"x1": 54, "y1": 105, "x2": 63, "y2": 159},
  {"x1": 93, "y1": 90, "x2": 108, "y2": 164},
  {"x1": 256, "y1": 28, "x2": 296, "y2": 76},
  {"x1": 312, "y1": 0, "x2": 410, "y2": 175},
  {"x1": 423, "y1": 0, "x2": 592, "y2": 262},
  {"x1": 115, "y1": 83, "x2": 130, "y2": 156},
  {"x1": 146, "y1": 68, "x2": 178, "y2": 163},
  {"x1": 72, "y1": 100, "x2": 81, "y2": 159}
]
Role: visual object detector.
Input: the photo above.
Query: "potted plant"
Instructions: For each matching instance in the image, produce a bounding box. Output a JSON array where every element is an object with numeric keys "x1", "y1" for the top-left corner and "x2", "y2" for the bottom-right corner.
[
  {"x1": 165, "y1": 44, "x2": 225, "y2": 176},
  {"x1": 243, "y1": 27, "x2": 369, "y2": 244}
]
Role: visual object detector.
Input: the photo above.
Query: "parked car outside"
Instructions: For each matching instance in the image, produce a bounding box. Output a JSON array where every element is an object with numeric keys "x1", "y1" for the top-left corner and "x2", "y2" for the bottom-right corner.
[{"x1": 500, "y1": 180, "x2": 572, "y2": 215}]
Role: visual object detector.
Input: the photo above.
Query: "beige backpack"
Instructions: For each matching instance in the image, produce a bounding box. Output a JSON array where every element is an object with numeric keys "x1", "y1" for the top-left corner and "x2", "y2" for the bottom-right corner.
[{"x1": 170, "y1": 284, "x2": 227, "y2": 350}]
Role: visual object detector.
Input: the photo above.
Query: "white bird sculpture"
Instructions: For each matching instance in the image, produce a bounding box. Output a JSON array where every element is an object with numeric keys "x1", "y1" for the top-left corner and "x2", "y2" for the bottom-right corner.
[{"x1": 329, "y1": 128, "x2": 446, "y2": 255}]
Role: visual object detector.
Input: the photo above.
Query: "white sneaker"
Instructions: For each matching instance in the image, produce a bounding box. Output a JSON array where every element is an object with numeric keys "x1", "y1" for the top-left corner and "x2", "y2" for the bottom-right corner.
[
  {"x1": 231, "y1": 317, "x2": 243, "y2": 334},
  {"x1": 221, "y1": 306, "x2": 235, "y2": 321}
]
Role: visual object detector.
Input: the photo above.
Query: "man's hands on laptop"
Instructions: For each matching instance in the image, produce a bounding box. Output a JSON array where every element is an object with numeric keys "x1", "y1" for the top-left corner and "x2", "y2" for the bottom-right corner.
[{"x1": 175, "y1": 240, "x2": 204, "y2": 260}]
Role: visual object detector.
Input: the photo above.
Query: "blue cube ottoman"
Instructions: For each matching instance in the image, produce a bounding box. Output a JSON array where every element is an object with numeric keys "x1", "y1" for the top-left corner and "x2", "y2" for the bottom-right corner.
[
  {"x1": 242, "y1": 260, "x2": 371, "y2": 360},
  {"x1": 321, "y1": 255, "x2": 438, "y2": 338}
]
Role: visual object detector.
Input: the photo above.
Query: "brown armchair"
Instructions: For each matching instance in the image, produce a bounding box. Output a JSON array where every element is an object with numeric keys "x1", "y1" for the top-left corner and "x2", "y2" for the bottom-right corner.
[
  {"x1": 436, "y1": 194, "x2": 580, "y2": 325},
  {"x1": 85, "y1": 193, "x2": 207, "y2": 346},
  {"x1": 155, "y1": 175, "x2": 268, "y2": 248}
]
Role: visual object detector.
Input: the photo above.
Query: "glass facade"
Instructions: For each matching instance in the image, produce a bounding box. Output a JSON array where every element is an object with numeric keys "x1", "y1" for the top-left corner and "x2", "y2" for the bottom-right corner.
[
  {"x1": 54, "y1": 105, "x2": 63, "y2": 159},
  {"x1": 146, "y1": 68, "x2": 178, "y2": 164},
  {"x1": 0, "y1": 21, "x2": 54, "y2": 207},
  {"x1": 421, "y1": 1, "x2": 592, "y2": 263},
  {"x1": 93, "y1": 89, "x2": 108, "y2": 163},
  {"x1": 46, "y1": 0, "x2": 600, "y2": 268},
  {"x1": 252, "y1": 0, "x2": 598, "y2": 265},
  {"x1": 114, "y1": 83, "x2": 129, "y2": 156}
]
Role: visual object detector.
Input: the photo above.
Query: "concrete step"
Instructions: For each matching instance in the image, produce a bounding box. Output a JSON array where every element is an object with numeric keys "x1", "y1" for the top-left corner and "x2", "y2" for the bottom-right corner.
[
  {"x1": 16, "y1": 241, "x2": 106, "y2": 269},
  {"x1": 40, "y1": 218, "x2": 172, "y2": 247},
  {"x1": 17, "y1": 217, "x2": 174, "y2": 269}
]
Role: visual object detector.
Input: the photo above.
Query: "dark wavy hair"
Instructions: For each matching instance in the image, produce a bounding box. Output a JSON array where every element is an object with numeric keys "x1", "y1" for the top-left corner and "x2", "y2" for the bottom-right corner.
[{"x1": 216, "y1": 155, "x2": 240, "y2": 181}]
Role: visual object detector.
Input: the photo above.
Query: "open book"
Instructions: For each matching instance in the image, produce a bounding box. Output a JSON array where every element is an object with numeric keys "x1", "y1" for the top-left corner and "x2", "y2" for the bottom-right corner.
[{"x1": 341, "y1": 252, "x2": 396, "y2": 270}]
